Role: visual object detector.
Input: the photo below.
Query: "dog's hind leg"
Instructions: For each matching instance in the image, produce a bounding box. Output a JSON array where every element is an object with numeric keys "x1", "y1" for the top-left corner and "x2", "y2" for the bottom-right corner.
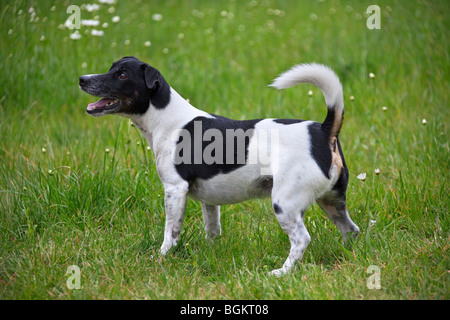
[
  {"x1": 316, "y1": 192, "x2": 360, "y2": 243},
  {"x1": 201, "y1": 203, "x2": 221, "y2": 239},
  {"x1": 270, "y1": 193, "x2": 312, "y2": 276}
]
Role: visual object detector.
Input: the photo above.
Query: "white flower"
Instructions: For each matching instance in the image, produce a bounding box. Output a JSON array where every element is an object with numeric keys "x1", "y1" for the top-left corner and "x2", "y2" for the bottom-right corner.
[
  {"x1": 124, "y1": 39, "x2": 131, "y2": 46},
  {"x1": 382, "y1": 106, "x2": 388, "y2": 111},
  {"x1": 369, "y1": 72, "x2": 375, "y2": 79},
  {"x1": 274, "y1": 9, "x2": 284, "y2": 16},
  {"x1": 152, "y1": 13, "x2": 163, "y2": 21},
  {"x1": 105, "y1": 148, "x2": 110, "y2": 153},
  {"x1": 85, "y1": 4, "x2": 100, "y2": 12},
  {"x1": 191, "y1": 9, "x2": 205, "y2": 18},
  {"x1": 369, "y1": 220, "x2": 377, "y2": 227},
  {"x1": 349, "y1": 95, "x2": 355, "y2": 101},
  {"x1": 144, "y1": 41, "x2": 151, "y2": 47},
  {"x1": 102, "y1": 22, "x2": 109, "y2": 28},
  {"x1": 308, "y1": 90, "x2": 313, "y2": 96},
  {"x1": 91, "y1": 29, "x2": 104, "y2": 36},
  {"x1": 374, "y1": 168, "x2": 380, "y2": 175},
  {"x1": 162, "y1": 48, "x2": 169, "y2": 54},
  {"x1": 112, "y1": 16, "x2": 120, "y2": 23},
  {"x1": 69, "y1": 30, "x2": 81, "y2": 40},
  {"x1": 81, "y1": 19, "x2": 100, "y2": 27},
  {"x1": 357, "y1": 173, "x2": 367, "y2": 181},
  {"x1": 422, "y1": 118, "x2": 427, "y2": 125},
  {"x1": 42, "y1": 148, "x2": 47, "y2": 153}
]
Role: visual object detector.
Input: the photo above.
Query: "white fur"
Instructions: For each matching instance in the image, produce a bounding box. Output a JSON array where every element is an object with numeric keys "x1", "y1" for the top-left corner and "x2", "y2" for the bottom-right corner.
[{"x1": 269, "y1": 63, "x2": 343, "y2": 114}]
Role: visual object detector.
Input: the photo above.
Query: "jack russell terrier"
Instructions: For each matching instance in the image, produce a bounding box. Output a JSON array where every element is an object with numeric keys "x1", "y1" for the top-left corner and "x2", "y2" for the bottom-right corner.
[{"x1": 79, "y1": 57, "x2": 359, "y2": 275}]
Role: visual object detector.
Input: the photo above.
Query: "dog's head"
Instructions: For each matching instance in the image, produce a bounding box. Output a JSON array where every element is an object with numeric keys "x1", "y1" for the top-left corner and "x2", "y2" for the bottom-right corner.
[{"x1": 79, "y1": 56, "x2": 170, "y2": 117}]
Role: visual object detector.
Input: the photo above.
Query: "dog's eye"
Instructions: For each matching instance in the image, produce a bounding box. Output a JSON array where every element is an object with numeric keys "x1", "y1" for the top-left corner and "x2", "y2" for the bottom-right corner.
[{"x1": 118, "y1": 72, "x2": 127, "y2": 80}]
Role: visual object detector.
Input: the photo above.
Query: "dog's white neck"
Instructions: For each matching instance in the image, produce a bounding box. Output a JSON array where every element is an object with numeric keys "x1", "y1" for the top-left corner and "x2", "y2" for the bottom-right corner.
[{"x1": 127, "y1": 88, "x2": 210, "y2": 152}]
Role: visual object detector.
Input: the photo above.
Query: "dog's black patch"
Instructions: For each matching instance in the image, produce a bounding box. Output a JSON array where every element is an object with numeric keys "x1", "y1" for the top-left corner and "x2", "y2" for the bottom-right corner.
[
  {"x1": 308, "y1": 122, "x2": 332, "y2": 179},
  {"x1": 143, "y1": 62, "x2": 171, "y2": 109},
  {"x1": 273, "y1": 203, "x2": 283, "y2": 215},
  {"x1": 175, "y1": 115, "x2": 262, "y2": 181},
  {"x1": 331, "y1": 138, "x2": 349, "y2": 198},
  {"x1": 116, "y1": 56, "x2": 171, "y2": 112},
  {"x1": 321, "y1": 107, "x2": 337, "y2": 135},
  {"x1": 273, "y1": 119, "x2": 304, "y2": 125}
]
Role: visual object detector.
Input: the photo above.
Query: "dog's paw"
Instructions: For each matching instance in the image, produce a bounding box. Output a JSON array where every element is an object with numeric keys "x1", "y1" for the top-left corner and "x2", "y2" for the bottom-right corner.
[
  {"x1": 269, "y1": 268, "x2": 288, "y2": 277},
  {"x1": 159, "y1": 238, "x2": 179, "y2": 255},
  {"x1": 159, "y1": 243, "x2": 173, "y2": 256}
]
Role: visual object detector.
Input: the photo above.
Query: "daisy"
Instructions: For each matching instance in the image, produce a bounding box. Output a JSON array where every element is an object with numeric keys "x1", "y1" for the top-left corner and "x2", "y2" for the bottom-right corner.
[
  {"x1": 81, "y1": 19, "x2": 100, "y2": 27},
  {"x1": 357, "y1": 173, "x2": 367, "y2": 181},
  {"x1": 69, "y1": 30, "x2": 81, "y2": 40},
  {"x1": 91, "y1": 29, "x2": 104, "y2": 36},
  {"x1": 152, "y1": 13, "x2": 163, "y2": 21}
]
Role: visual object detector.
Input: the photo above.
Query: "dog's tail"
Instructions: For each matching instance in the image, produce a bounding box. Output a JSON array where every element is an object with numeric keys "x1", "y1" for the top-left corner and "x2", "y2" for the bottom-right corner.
[{"x1": 269, "y1": 63, "x2": 344, "y2": 138}]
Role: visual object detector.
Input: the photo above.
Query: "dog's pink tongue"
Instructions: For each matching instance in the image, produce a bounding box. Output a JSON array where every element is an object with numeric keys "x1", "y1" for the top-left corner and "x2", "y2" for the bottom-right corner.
[{"x1": 87, "y1": 98, "x2": 114, "y2": 111}]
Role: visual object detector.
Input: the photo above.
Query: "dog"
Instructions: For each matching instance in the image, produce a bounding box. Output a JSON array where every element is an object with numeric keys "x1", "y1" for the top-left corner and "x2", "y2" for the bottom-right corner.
[{"x1": 79, "y1": 56, "x2": 360, "y2": 275}]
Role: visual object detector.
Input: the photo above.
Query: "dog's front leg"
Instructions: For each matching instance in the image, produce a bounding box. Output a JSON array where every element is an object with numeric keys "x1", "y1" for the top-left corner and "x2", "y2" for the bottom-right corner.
[{"x1": 160, "y1": 183, "x2": 188, "y2": 255}]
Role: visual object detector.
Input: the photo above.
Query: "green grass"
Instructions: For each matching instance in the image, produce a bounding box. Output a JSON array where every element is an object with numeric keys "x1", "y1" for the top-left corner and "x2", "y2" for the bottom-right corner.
[{"x1": 0, "y1": 0, "x2": 448, "y2": 299}]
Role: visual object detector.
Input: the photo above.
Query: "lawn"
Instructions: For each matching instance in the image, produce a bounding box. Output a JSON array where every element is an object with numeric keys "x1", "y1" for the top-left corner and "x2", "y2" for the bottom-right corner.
[{"x1": 0, "y1": 0, "x2": 448, "y2": 300}]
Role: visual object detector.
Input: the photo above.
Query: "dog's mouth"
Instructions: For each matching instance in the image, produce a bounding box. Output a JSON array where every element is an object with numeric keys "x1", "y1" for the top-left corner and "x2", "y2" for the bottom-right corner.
[{"x1": 86, "y1": 97, "x2": 121, "y2": 115}]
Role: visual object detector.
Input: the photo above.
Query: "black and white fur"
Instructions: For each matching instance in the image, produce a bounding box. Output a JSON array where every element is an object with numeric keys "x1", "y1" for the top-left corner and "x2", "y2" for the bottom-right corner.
[{"x1": 79, "y1": 57, "x2": 360, "y2": 275}]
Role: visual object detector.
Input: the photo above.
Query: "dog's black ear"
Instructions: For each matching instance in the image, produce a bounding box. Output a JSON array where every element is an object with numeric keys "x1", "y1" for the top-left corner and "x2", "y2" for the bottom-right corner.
[
  {"x1": 144, "y1": 64, "x2": 161, "y2": 92},
  {"x1": 143, "y1": 64, "x2": 171, "y2": 109}
]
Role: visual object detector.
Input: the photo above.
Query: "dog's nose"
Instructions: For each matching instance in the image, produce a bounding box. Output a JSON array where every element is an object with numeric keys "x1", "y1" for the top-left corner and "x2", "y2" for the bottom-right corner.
[{"x1": 79, "y1": 75, "x2": 88, "y2": 86}]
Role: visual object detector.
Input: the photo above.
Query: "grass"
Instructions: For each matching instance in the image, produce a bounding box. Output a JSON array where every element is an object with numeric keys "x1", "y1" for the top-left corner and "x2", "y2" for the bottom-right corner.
[{"x1": 0, "y1": 0, "x2": 448, "y2": 300}]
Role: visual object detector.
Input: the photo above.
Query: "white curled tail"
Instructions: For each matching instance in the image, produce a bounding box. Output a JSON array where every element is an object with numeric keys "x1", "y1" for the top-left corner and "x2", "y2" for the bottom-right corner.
[{"x1": 269, "y1": 63, "x2": 344, "y2": 138}]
